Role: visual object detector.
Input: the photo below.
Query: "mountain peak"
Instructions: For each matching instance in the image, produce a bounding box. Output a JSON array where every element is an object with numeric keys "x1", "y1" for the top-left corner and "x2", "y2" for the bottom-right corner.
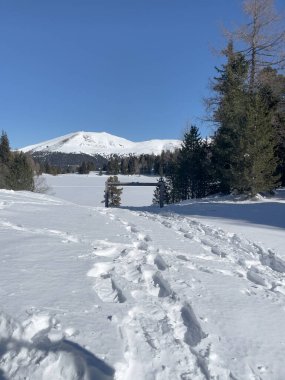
[{"x1": 20, "y1": 131, "x2": 181, "y2": 156}]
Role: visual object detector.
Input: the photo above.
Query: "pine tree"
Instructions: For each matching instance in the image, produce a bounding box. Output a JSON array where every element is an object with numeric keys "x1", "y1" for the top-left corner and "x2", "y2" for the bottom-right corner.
[
  {"x1": 175, "y1": 125, "x2": 209, "y2": 199},
  {"x1": 7, "y1": 152, "x2": 35, "y2": 191},
  {"x1": 152, "y1": 180, "x2": 161, "y2": 205},
  {"x1": 210, "y1": 42, "x2": 280, "y2": 195},
  {"x1": 0, "y1": 162, "x2": 9, "y2": 188},
  {"x1": 0, "y1": 131, "x2": 11, "y2": 164},
  {"x1": 106, "y1": 176, "x2": 122, "y2": 207},
  {"x1": 210, "y1": 41, "x2": 249, "y2": 194},
  {"x1": 121, "y1": 157, "x2": 129, "y2": 174},
  {"x1": 257, "y1": 68, "x2": 285, "y2": 185},
  {"x1": 242, "y1": 93, "x2": 280, "y2": 195},
  {"x1": 152, "y1": 177, "x2": 170, "y2": 206},
  {"x1": 78, "y1": 161, "x2": 89, "y2": 174}
]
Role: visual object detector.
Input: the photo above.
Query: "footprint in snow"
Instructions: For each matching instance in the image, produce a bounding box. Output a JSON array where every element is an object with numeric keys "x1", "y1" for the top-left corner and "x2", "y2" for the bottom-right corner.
[
  {"x1": 134, "y1": 240, "x2": 149, "y2": 251},
  {"x1": 162, "y1": 221, "x2": 172, "y2": 228},
  {"x1": 88, "y1": 263, "x2": 127, "y2": 304},
  {"x1": 177, "y1": 255, "x2": 189, "y2": 262},
  {"x1": 211, "y1": 246, "x2": 227, "y2": 258},
  {"x1": 181, "y1": 303, "x2": 207, "y2": 347},
  {"x1": 152, "y1": 272, "x2": 175, "y2": 299},
  {"x1": 154, "y1": 254, "x2": 168, "y2": 271},
  {"x1": 137, "y1": 233, "x2": 152, "y2": 242}
]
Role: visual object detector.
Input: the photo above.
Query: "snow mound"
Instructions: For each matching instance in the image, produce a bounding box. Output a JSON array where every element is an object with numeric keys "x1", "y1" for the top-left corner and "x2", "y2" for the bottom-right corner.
[{"x1": 0, "y1": 312, "x2": 114, "y2": 380}]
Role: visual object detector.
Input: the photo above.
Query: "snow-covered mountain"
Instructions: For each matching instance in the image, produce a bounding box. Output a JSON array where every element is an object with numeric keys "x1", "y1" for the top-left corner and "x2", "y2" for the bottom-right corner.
[{"x1": 21, "y1": 131, "x2": 181, "y2": 156}]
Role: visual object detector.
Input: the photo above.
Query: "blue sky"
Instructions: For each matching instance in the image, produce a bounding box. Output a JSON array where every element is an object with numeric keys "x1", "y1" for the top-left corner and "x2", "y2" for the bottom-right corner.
[{"x1": 0, "y1": 0, "x2": 284, "y2": 148}]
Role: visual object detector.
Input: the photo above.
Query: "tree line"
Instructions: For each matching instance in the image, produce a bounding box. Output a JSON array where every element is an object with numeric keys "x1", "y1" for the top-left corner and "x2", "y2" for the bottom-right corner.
[
  {"x1": 153, "y1": 0, "x2": 285, "y2": 205},
  {"x1": 39, "y1": 151, "x2": 179, "y2": 177},
  {"x1": 1, "y1": 0, "x2": 284, "y2": 204},
  {"x1": 0, "y1": 131, "x2": 36, "y2": 191},
  {"x1": 152, "y1": 64, "x2": 284, "y2": 204}
]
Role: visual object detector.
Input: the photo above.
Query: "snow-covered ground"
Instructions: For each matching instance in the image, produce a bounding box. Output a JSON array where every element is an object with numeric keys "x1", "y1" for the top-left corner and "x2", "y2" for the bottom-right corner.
[
  {"x1": 43, "y1": 173, "x2": 158, "y2": 207},
  {"x1": 1, "y1": 174, "x2": 285, "y2": 379}
]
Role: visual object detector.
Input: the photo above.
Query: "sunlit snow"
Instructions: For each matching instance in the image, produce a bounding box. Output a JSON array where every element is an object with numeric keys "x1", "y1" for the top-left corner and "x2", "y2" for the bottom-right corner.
[
  {"x1": 1, "y1": 173, "x2": 285, "y2": 379},
  {"x1": 20, "y1": 131, "x2": 181, "y2": 156}
]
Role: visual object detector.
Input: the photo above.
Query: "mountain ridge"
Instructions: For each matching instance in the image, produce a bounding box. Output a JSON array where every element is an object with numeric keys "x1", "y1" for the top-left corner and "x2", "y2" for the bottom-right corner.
[{"x1": 20, "y1": 131, "x2": 181, "y2": 157}]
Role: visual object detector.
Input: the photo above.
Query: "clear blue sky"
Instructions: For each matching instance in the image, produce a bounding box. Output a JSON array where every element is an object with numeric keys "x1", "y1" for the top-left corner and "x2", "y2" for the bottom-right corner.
[{"x1": 0, "y1": 0, "x2": 284, "y2": 148}]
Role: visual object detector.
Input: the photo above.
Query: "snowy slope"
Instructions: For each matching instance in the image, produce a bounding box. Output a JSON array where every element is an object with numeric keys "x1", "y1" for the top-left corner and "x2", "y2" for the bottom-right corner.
[
  {"x1": 20, "y1": 131, "x2": 181, "y2": 156},
  {"x1": 1, "y1": 182, "x2": 285, "y2": 379}
]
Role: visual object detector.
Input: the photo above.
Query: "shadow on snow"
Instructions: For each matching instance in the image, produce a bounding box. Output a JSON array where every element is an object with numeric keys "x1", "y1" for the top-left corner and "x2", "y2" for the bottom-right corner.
[
  {"x1": 0, "y1": 337, "x2": 115, "y2": 380},
  {"x1": 122, "y1": 197, "x2": 285, "y2": 231}
]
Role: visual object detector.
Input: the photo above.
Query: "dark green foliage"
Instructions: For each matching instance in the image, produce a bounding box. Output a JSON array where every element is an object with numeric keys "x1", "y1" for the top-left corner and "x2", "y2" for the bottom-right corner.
[
  {"x1": 257, "y1": 68, "x2": 285, "y2": 186},
  {"x1": 241, "y1": 94, "x2": 280, "y2": 195},
  {"x1": 127, "y1": 156, "x2": 139, "y2": 175},
  {"x1": 106, "y1": 175, "x2": 122, "y2": 207},
  {"x1": 152, "y1": 181, "x2": 161, "y2": 206},
  {"x1": 152, "y1": 177, "x2": 170, "y2": 206},
  {"x1": 78, "y1": 161, "x2": 89, "y2": 174},
  {"x1": 0, "y1": 162, "x2": 9, "y2": 188},
  {"x1": 211, "y1": 42, "x2": 250, "y2": 193},
  {"x1": 0, "y1": 131, "x2": 11, "y2": 164},
  {"x1": 42, "y1": 162, "x2": 61, "y2": 175},
  {"x1": 31, "y1": 152, "x2": 107, "y2": 174},
  {"x1": 7, "y1": 152, "x2": 35, "y2": 191},
  {"x1": 0, "y1": 132, "x2": 35, "y2": 191},
  {"x1": 105, "y1": 151, "x2": 180, "y2": 176},
  {"x1": 173, "y1": 126, "x2": 212, "y2": 200},
  {"x1": 78, "y1": 161, "x2": 96, "y2": 174},
  {"x1": 210, "y1": 42, "x2": 280, "y2": 196},
  {"x1": 107, "y1": 157, "x2": 120, "y2": 174}
]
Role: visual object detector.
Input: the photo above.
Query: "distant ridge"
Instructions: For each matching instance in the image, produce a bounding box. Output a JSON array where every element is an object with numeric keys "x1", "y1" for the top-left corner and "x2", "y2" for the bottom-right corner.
[{"x1": 20, "y1": 131, "x2": 181, "y2": 157}]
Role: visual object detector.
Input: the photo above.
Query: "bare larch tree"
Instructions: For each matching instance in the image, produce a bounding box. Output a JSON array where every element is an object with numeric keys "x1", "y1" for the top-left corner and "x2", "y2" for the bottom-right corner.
[{"x1": 234, "y1": 0, "x2": 285, "y2": 90}]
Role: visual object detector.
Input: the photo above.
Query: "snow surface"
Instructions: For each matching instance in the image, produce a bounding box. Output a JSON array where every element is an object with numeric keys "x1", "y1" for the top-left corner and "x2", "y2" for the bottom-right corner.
[
  {"x1": 20, "y1": 131, "x2": 181, "y2": 156},
  {"x1": 1, "y1": 175, "x2": 285, "y2": 379},
  {"x1": 43, "y1": 173, "x2": 158, "y2": 207}
]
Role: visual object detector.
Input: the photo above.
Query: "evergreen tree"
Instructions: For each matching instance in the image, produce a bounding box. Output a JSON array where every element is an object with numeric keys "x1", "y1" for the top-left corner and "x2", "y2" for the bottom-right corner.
[
  {"x1": 242, "y1": 93, "x2": 280, "y2": 195},
  {"x1": 152, "y1": 177, "x2": 170, "y2": 206},
  {"x1": 175, "y1": 125, "x2": 209, "y2": 199},
  {"x1": 0, "y1": 132, "x2": 35, "y2": 191},
  {"x1": 210, "y1": 41, "x2": 249, "y2": 193},
  {"x1": 121, "y1": 157, "x2": 129, "y2": 174},
  {"x1": 0, "y1": 131, "x2": 11, "y2": 164},
  {"x1": 7, "y1": 152, "x2": 35, "y2": 191},
  {"x1": 0, "y1": 162, "x2": 9, "y2": 188},
  {"x1": 152, "y1": 180, "x2": 161, "y2": 206},
  {"x1": 257, "y1": 68, "x2": 285, "y2": 185},
  {"x1": 210, "y1": 42, "x2": 280, "y2": 195},
  {"x1": 78, "y1": 161, "x2": 89, "y2": 174},
  {"x1": 106, "y1": 176, "x2": 122, "y2": 207},
  {"x1": 165, "y1": 171, "x2": 180, "y2": 204}
]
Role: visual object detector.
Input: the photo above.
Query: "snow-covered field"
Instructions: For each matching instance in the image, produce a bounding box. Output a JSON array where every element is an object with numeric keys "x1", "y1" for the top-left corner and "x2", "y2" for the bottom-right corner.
[
  {"x1": 43, "y1": 173, "x2": 158, "y2": 207},
  {"x1": 1, "y1": 173, "x2": 285, "y2": 379}
]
